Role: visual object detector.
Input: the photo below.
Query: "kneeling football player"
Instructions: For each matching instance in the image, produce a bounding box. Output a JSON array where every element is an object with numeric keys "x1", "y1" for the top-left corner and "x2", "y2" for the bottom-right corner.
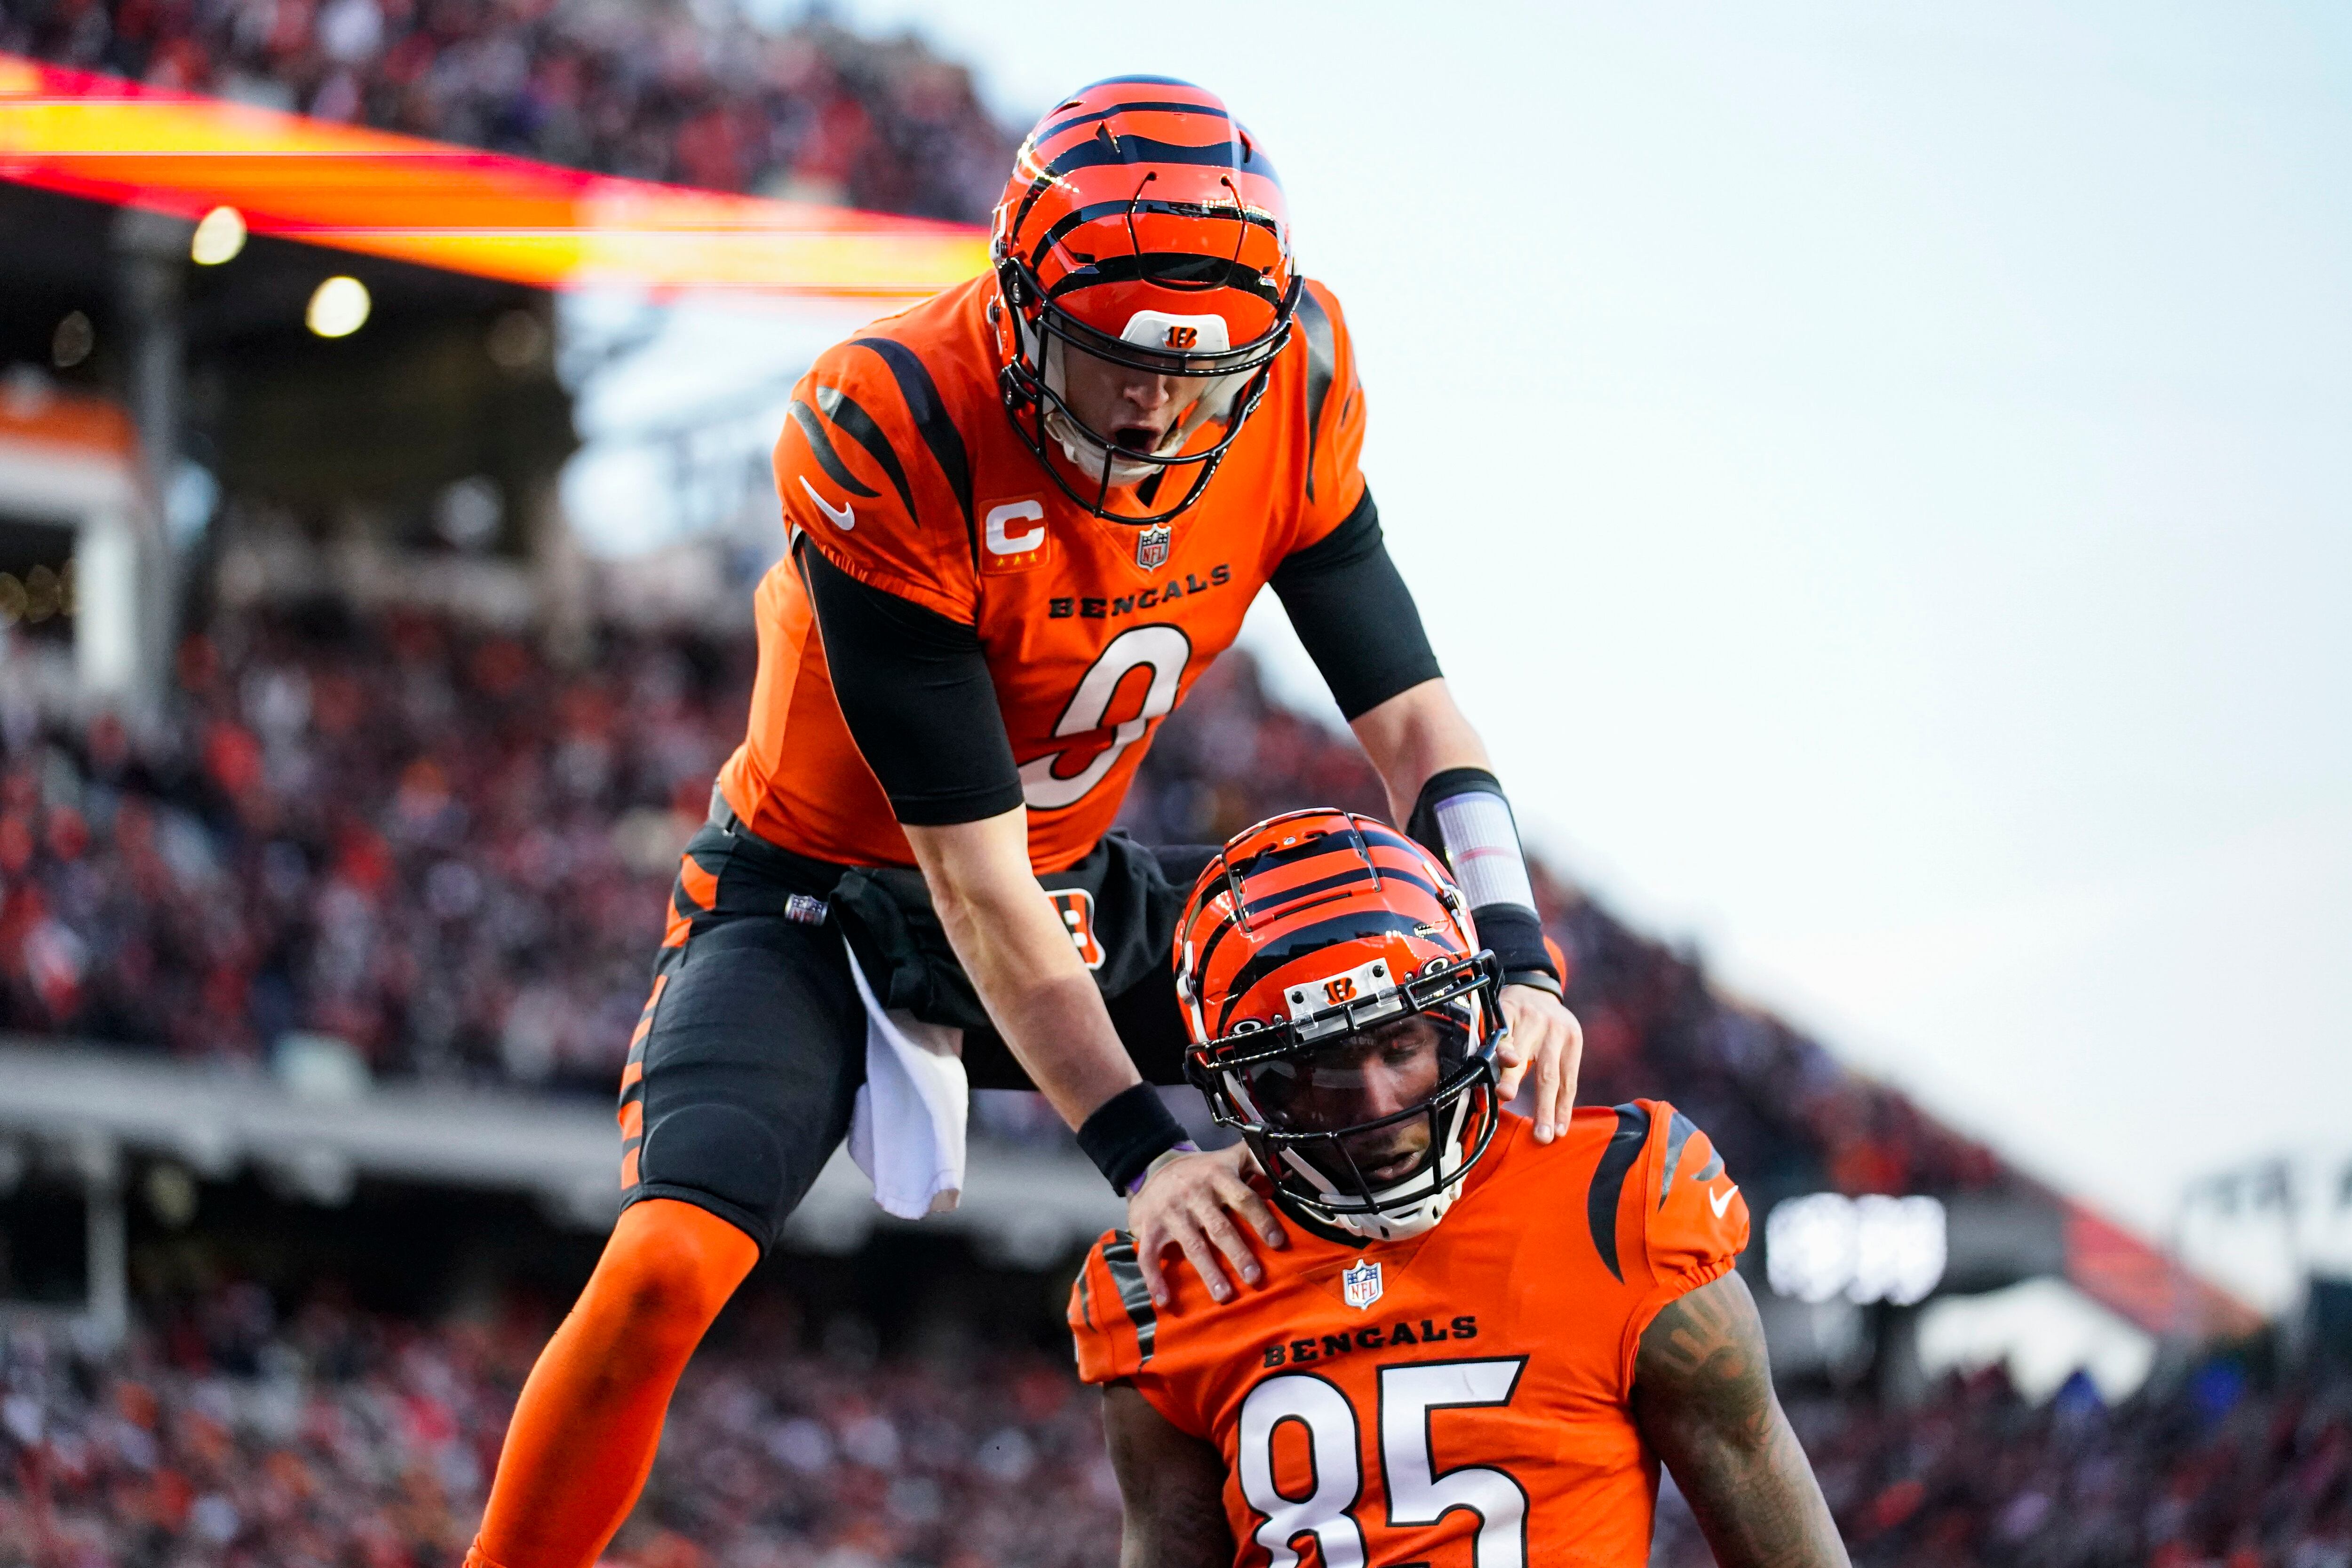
[{"x1": 1071, "y1": 810, "x2": 1851, "y2": 1568}]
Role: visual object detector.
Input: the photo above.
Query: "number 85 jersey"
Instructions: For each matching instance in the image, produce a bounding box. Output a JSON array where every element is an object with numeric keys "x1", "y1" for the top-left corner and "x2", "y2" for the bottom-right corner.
[
  {"x1": 716, "y1": 273, "x2": 1370, "y2": 875},
  {"x1": 1069, "y1": 1104, "x2": 1752, "y2": 1568}
]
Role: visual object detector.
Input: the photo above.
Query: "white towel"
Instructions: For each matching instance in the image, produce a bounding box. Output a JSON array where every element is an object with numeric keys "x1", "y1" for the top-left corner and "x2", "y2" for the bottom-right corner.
[{"x1": 843, "y1": 937, "x2": 969, "y2": 1218}]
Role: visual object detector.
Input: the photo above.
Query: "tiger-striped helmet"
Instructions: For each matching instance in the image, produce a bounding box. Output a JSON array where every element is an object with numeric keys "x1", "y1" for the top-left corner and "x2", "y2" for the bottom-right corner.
[
  {"x1": 990, "y1": 76, "x2": 1301, "y2": 525},
  {"x1": 1175, "y1": 809, "x2": 1507, "y2": 1242}
]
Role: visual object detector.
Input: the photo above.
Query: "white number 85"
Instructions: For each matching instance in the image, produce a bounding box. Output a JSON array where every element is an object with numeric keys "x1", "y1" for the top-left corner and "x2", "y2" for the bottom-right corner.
[{"x1": 1236, "y1": 1358, "x2": 1530, "y2": 1568}]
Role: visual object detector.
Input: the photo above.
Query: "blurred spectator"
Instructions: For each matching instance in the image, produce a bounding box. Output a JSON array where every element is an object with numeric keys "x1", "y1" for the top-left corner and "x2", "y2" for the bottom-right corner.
[{"x1": 0, "y1": 0, "x2": 1016, "y2": 222}]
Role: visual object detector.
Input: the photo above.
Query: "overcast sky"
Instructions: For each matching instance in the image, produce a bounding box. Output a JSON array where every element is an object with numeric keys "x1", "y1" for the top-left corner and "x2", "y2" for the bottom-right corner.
[{"x1": 658, "y1": 2, "x2": 2352, "y2": 1238}]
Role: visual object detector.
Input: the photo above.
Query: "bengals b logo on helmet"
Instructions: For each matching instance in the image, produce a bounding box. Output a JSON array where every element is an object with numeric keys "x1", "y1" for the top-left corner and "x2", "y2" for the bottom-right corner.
[{"x1": 1164, "y1": 325, "x2": 1200, "y2": 350}]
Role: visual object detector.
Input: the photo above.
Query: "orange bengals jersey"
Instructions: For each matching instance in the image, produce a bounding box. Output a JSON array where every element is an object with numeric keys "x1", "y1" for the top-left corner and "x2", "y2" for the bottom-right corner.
[
  {"x1": 1069, "y1": 1102, "x2": 1752, "y2": 1568},
  {"x1": 714, "y1": 273, "x2": 1368, "y2": 875}
]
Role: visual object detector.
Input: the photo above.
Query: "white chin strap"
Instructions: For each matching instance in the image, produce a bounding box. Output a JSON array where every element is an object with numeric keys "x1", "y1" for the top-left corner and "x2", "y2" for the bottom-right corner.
[
  {"x1": 1028, "y1": 314, "x2": 1252, "y2": 493},
  {"x1": 1330, "y1": 1180, "x2": 1459, "y2": 1243}
]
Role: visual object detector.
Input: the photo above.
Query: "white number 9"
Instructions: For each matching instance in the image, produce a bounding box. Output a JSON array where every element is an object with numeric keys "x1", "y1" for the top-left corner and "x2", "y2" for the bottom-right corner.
[{"x1": 1018, "y1": 624, "x2": 1191, "y2": 811}]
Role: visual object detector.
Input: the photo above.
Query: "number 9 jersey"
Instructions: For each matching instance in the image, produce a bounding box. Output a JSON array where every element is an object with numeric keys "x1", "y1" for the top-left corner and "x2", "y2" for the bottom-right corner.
[
  {"x1": 1069, "y1": 1103, "x2": 1752, "y2": 1568},
  {"x1": 716, "y1": 271, "x2": 1371, "y2": 875}
]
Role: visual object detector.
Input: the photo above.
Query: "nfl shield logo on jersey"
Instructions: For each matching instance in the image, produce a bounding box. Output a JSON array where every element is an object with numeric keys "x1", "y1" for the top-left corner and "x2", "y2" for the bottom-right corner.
[
  {"x1": 1135, "y1": 525, "x2": 1172, "y2": 570},
  {"x1": 1342, "y1": 1258, "x2": 1383, "y2": 1311}
]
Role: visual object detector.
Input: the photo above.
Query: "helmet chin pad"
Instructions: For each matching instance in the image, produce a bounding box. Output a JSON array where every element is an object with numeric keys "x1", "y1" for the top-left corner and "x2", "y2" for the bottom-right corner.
[{"x1": 1320, "y1": 1182, "x2": 1457, "y2": 1243}]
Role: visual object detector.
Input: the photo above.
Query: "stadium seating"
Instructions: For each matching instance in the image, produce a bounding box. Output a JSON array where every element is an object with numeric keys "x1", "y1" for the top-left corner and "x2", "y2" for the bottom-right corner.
[
  {"x1": 0, "y1": 1277, "x2": 2341, "y2": 1568},
  {"x1": 0, "y1": 607, "x2": 747, "y2": 1092},
  {"x1": 1663, "y1": 1360, "x2": 2352, "y2": 1568}
]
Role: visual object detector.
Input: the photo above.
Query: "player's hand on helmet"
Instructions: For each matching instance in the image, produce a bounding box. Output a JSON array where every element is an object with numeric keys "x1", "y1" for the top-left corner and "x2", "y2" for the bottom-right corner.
[
  {"x1": 1127, "y1": 1142, "x2": 1288, "y2": 1307},
  {"x1": 1496, "y1": 985, "x2": 1583, "y2": 1144}
]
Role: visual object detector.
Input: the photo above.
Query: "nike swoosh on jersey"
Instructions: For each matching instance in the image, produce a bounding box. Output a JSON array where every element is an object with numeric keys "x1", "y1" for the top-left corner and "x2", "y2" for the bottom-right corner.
[
  {"x1": 798, "y1": 474, "x2": 855, "y2": 531},
  {"x1": 1709, "y1": 1183, "x2": 1740, "y2": 1219}
]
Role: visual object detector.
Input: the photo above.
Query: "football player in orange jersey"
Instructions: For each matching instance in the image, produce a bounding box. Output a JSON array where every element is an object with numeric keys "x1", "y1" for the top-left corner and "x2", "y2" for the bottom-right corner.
[
  {"x1": 1070, "y1": 811, "x2": 1848, "y2": 1568},
  {"x1": 466, "y1": 79, "x2": 1586, "y2": 1568}
]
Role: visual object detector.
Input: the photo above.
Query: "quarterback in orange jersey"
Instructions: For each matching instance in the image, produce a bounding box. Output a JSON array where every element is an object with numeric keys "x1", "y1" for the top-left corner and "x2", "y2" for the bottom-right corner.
[
  {"x1": 467, "y1": 79, "x2": 1586, "y2": 1568},
  {"x1": 1071, "y1": 812, "x2": 1849, "y2": 1568}
]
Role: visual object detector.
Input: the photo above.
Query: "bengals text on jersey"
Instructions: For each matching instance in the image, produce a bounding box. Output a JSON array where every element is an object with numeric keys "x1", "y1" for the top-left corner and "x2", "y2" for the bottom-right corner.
[
  {"x1": 715, "y1": 269, "x2": 1367, "y2": 876},
  {"x1": 1069, "y1": 1102, "x2": 1751, "y2": 1568}
]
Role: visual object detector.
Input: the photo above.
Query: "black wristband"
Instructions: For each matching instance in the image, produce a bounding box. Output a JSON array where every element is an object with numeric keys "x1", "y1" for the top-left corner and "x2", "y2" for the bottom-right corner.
[
  {"x1": 1470, "y1": 903, "x2": 1557, "y2": 987},
  {"x1": 1076, "y1": 1084, "x2": 1188, "y2": 1196}
]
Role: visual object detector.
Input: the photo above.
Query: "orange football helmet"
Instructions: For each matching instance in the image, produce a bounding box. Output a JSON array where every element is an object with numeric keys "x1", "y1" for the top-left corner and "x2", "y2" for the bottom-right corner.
[
  {"x1": 1175, "y1": 809, "x2": 1507, "y2": 1241},
  {"x1": 990, "y1": 76, "x2": 1301, "y2": 525}
]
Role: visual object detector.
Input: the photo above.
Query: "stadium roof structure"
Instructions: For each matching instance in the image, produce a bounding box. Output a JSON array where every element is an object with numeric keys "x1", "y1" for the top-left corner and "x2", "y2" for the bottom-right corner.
[
  {"x1": 0, "y1": 49, "x2": 993, "y2": 709},
  {"x1": 0, "y1": 1042, "x2": 1120, "y2": 1265},
  {"x1": 0, "y1": 53, "x2": 990, "y2": 301}
]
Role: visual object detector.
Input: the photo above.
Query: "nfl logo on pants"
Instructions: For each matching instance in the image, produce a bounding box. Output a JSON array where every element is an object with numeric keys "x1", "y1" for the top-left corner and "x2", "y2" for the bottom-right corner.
[
  {"x1": 1343, "y1": 1258, "x2": 1383, "y2": 1311},
  {"x1": 1135, "y1": 525, "x2": 1171, "y2": 569}
]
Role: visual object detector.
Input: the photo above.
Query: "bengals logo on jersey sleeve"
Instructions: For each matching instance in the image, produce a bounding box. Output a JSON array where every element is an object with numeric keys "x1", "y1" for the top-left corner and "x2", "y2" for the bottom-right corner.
[
  {"x1": 773, "y1": 335, "x2": 983, "y2": 625},
  {"x1": 1637, "y1": 1102, "x2": 1749, "y2": 1288},
  {"x1": 1581, "y1": 1099, "x2": 1750, "y2": 1390},
  {"x1": 1069, "y1": 1229, "x2": 1215, "y2": 1436}
]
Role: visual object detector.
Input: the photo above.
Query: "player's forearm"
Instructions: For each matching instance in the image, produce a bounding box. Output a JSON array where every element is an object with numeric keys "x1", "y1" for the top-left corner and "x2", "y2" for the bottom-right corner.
[
  {"x1": 1348, "y1": 677, "x2": 1490, "y2": 825},
  {"x1": 906, "y1": 814, "x2": 1141, "y2": 1128},
  {"x1": 946, "y1": 894, "x2": 1139, "y2": 1127},
  {"x1": 1666, "y1": 1409, "x2": 1846, "y2": 1568},
  {"x1": 1632, "y1": 1275, "x2": 1851, "y2": 1568}
]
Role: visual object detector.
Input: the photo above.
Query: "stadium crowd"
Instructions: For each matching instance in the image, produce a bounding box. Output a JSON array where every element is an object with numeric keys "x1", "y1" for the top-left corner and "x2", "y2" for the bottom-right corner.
[
  {"x1": 0, "y1": 608, "x2": 751, "y2": 1094},
  {"x1": 1, "y1": 0, "x2": 1014, "y2": 221},
  {"x1": 1664, "y1": 1361, "x2": 2352, "y2": 1568},
  {"x1": 0, "y1": 1279, "x2": 2343, "y2": 1568},
  {"x1": 0, "y1": 602, "x2": 2002, "y2": 1197},
  {"x1": 0, "y1": 1280, "x2": 1122, "y2": 1568}
]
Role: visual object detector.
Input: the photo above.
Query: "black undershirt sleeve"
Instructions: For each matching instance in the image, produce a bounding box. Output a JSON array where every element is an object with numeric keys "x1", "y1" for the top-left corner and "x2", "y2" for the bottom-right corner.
[
  {"x1": 797, "y1": 538, "x2": 1026, "y2": 827},
  {"x1": 1269, "y1": 487, "x2": 1444, "y2": 721}
]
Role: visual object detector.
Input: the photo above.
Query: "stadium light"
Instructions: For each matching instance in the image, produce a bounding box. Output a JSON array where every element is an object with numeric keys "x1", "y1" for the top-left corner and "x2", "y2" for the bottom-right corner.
[
  {"x1": 2, "y1": 56, "x2": 989, "y2": 300},
  {"x1": 190, "y1": 204, "x2": 245, "y2": 265},
  {"x1": 306, "y1": 276, "x2": 370, "y2": 338},
  {"x1": 1766, "y1": 1192, "x2": 1947, "y2": 1307},
  {"x1": 50, "y1": 309, "x2": 93, "y2": 368}
]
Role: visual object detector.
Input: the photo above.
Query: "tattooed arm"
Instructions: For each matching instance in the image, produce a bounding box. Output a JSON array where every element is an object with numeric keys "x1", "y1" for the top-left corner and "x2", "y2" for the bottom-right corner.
[
  {"x1": 1102, "y1": 1382, "x2": 1234, "y2": 1568},
  {"x1": 1631, "y1": 1271, "x2": 1851, "y2": 1568}
]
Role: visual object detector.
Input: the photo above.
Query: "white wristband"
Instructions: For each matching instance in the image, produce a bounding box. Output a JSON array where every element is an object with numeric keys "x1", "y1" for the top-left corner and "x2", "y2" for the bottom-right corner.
[{"x1": 1432, "y1": 790, "x2": 1537, "y2": 914}]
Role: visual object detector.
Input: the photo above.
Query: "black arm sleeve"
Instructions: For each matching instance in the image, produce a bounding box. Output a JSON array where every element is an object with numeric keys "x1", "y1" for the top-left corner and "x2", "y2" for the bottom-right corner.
[
  {"x1": 1269, "y1": 488, "x2": 1443, "y2": 721},
  {"x1": 797, "y1": 539, "x2": 1026, "y2": 827}
]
